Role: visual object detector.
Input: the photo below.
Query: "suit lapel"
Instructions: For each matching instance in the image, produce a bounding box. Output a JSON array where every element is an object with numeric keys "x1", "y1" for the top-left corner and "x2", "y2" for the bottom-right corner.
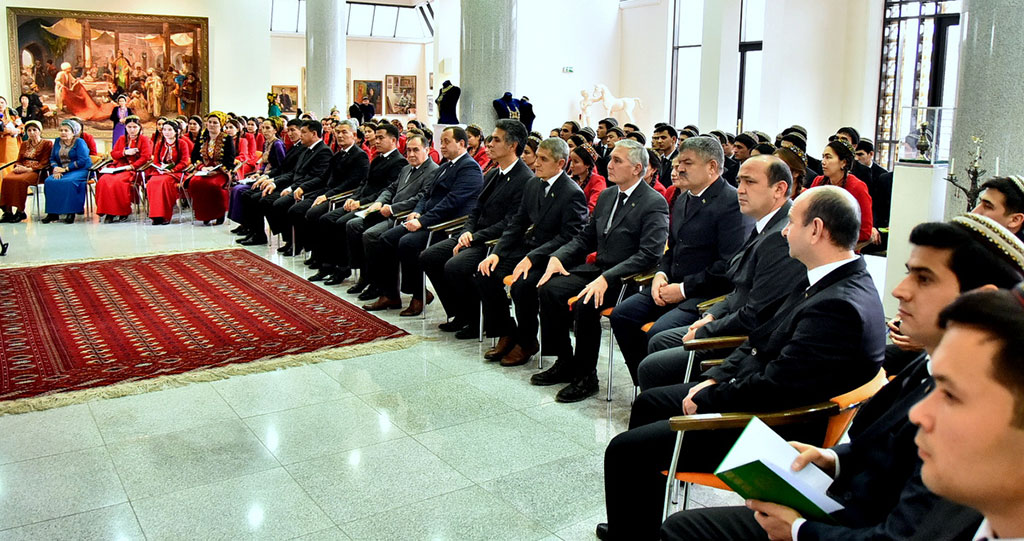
[
  {"x1": 537, "y1": 173, "x2": 566, "y2": 220},
  {"x1": 606, "y1": 182, "x2": 648, "y2": 235}
]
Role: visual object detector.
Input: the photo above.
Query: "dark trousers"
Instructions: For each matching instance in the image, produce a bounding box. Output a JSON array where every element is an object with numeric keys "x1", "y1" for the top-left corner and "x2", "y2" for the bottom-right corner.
[
  {"x1": 288, "y1": 199, "x2": 330, "y2": 253},
  {"x1": 264, "y1": 193, "x2": 297, "y2": 236},
  {"x1": 314, "y1": 207, "x2": 359, "y2": 268},
  {"x1": 240, "y1": 188, "x2": 280, "y2": 239},
  {"x1": 345, "y1": 212, "x2": 389, "y2": 275},
  {"x1": 637, "y1": 345, "x2": 701, "y2": 391},
  {"x1": 609, "y1": 292, "x2": 702, "y2": 385},
  {"x1": 472, "y1": 250, "x2": 529, "y2": 339},
  {"x1": 538, "y1": 271, "x2": 623, "y2": 376},
  {"x1": 420, "y1": 238, "x2": 488, "y2": 324},
  {"x1": 371, "y1": 224, "x2": 440, "y2": 299},
  {"x1": 660, "y1": 506, "x2": 766, "y2": 541}
]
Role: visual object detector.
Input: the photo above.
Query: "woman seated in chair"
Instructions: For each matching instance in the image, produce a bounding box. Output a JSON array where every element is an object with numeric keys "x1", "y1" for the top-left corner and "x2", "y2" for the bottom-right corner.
[
  {"x1": 227, "y1": 119, "x2": 258, "y2": 179},
  {"x1": 95, "y1": 115, "x2": 152, "y2": 222},
  {"x1": 186, "y1": 111, "x2": 235, "y2": 226},
  {"x1": 42, "y1": 119, "x2": 91, "y2": 224},
  {"x1": 0, "y1": 120, "x2": 52, "y2": 222},
  {"x1": 228, "y1": 117, "x2": 284, "y2": 227},
  {"x1": 568, "y1": 142, "x2": 607, "y2": 214},
  {"x1": 145, "y1": 119, "x2": 191, "y2": 225}
]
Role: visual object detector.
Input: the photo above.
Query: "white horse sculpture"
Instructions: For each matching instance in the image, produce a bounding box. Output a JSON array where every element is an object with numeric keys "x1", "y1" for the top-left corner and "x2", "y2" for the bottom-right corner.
[{"x1": 592, "y1": 84, "x2": 643, "y2": 123}]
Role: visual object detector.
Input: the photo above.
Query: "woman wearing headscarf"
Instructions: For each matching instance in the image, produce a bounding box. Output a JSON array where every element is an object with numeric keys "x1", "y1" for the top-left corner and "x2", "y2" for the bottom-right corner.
[
  {"x1": 145, "y1": 119, "x2": 192, "y2": 225},
  {"x1": 95, "y1": 115, "x2": 152, "y2": 222},
  {"x1": 42, "y1": 119, "x2": 91, "y2": 223},
  {"x1": 109, "y1": 94, "x2": 132, "y2": 145},
  {"x1": 186, "y1": 111, "x2": 235, "y2": 225},
  {"x1": 809, "y1": 139, "x2": 875, "y2": 244},
  {"x1": 568, "y1": 142, "x2": 607, "y2": 214},
  {"x1": 0, "y1": 120, "x2": 51, "y2": 222}
]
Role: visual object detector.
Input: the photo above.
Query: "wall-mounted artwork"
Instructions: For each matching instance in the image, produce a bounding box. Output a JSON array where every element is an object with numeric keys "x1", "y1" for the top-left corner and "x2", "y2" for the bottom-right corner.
[
  {"x1": 272, "y1": 85, "x2": 299, "y2": 114},
  {"x1": 353, "y1": 80, "x2": 382, "y2": 117},
  {"x1": 385, "y1": 74, "x2": 416, "y2": 115},
  {"x1": 9, "y1": 7, "x2": 209, "y2": 133}
]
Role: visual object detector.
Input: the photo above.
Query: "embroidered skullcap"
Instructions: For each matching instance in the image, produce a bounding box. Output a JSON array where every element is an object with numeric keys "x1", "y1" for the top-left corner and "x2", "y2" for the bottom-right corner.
[
  {"x1": 952, "y1": 213, "x2": 1024, "y2": 275},
  {"x1": 788, "y1": 125, "x2": 808, "y2": 137},
  {"x1": 1007, "y1": 175, "x2": 1024, "y2": 198},
  {"x1": 60, "y1": 118, "x2": 82, "y2": 136},
  {"x1": 579, "y1": 126, "x2": 597, "y2": 142},
  {"x1": 23, "y1": 120, "x2": 42, "y2": 132},
  {"x1": 573, "y1": 142, "x2": 600, "y2": 166},
  {"x1": 734, "y1": 132, "x2": 758, "y2": 149},
  {"x1": 781, "y1": 131, "x2": 808, "y2": 152},
  {"x1": 207, "y1": 111, "x2": 228, "y2": 125},
  {"x1": 124, "y1": 115, "x2": 142, "y2": 125}
]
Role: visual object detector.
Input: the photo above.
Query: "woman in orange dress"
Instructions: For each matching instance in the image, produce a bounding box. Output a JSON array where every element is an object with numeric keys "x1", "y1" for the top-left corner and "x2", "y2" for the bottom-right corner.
[
  {"x1": 145, "y1": 120, "x2": 192, "y2": 225},
  {"x1": 0, "y1": 120, "x2": 51, "y2": 222},
  {"x1": 95, "y1": 115, "x2": 152, "y2": 222},
  {"x1": 186, "y1": 111, "x2": 235, "y2": 225}
]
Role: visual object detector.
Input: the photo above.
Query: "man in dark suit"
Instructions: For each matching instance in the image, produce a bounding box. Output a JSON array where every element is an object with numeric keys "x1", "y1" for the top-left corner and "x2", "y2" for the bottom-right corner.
[
  {"x1": 599, "y1": 186, "x2": 886, "y2": 540},
  {"x1": 709, "y1": 130, "x2": 739, "y2": 186},
  {"x1": 652, "y1": 124, "x2": 679, "y2": 189},
  {"x1": 421, "y1": 119, "x2": 533, "y2": 337},
  {"x1": 474, "y1": 137, "x2": 588, "y2": 366},
  {"x1": 636, "y1": 156, "x2": 806, "y2": 390},
  {"x1": 665, "y1": 216, "x2": 1024, "y2": 541},
  {"x1": 285, "y1": 119, "x2": 369, "y2": 257},
  {"x1": 305, "y1": 123, "x2": 406, "y2": 284},
  {"x1": 334, "y1": 134, "x2": 438, "y2": 292},
  {"x1": 529, "y1": 139, "x2": 670, "y2": 403},
  {"x1": 233, "y1": 119, "x2": 304, "y2": 238},
  {"x1": 239, "y1": 120, "x2": 333, "y2": 247},
  {"x1": 609, "y1": 136, "x2": 753, "y2": 385},
  {"x1": 595, "y1": 117, "x2": 618, "y2": 159},
  {"x1": 363, "y1": 126, "x2": 483, "y2": 316}
]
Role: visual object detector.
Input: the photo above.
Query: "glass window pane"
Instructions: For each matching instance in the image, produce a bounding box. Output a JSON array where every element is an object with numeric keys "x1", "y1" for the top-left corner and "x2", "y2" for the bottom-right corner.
[
  {"x1": 348, "y1": 4, "x2": 374, "y2": 36},
  {"x1": 740, "y1": 50, "x2": 762, "y2": 130},
  {"x1": 297, "y1": 0, "x2": 306, "y2": 33},
  {"x1": 741, "y1": 0, "x2": 765, "y2": 42},
  {"x1": 677, "y1": 0, "x2": 703, "y2": 47},
  {"x1": 674, "y1": 47, "x2": 702, "y2": 125},
  {"x1": 372, "y1": 6, "x2": 399, "y2": 37},
  {"x1": 395, "y1": 7, "x2": 425, "y2": 38},
  {"x1": 271, "y1": 0, "x2": 299, "y2": 32}
]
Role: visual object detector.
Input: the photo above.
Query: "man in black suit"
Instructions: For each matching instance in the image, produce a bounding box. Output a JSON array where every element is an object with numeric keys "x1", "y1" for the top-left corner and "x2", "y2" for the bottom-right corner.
[
  {"x1": 529, "y1": 139, "x2": 670, "y2": 402},
  {"x1": 652, "y1": 124, "x2": 679, "y2": 189},
  {"x1": 474, "y1": 137, "x2": 588, "y2": 366},
  {"x1": 609, "y1": 136, "x2": 753, "y2": 385},
  {"x1": 363, "y1": 126, "x2": 484, "y2": 316},
  {"x1": 665, "y1": 215, "x2": 1024, "y2": 541},
  {"x1": 233, "y1": 119, "x2": 304, "y2": 237},
  {"x1": 305, "y1": 123, "x2": 406, "y2": 284},
  {"x1": 595, "y1": 117, "x2": 618, "y2": 159},
  {"x1": 709, "y1": 130, "x2": 739, "y2": 186},
  {"x1": 636, "y1": 156, "x2": 806, "y2": 390},
  {"x1": 285, "y1": 119, "x2": 369, "y2": 257},
  {"x1": 239, "y1": 120, "x2": 332, "y2": 247},
  {"x1": 336, "y1": 134, "x2": 439, "y2": 293},
  {"x1": 421, "y1": 119, "x2": 533, "y2": 337},
  {"x1": 599, "y1": 186, "x2": 886, "y2": 540}
]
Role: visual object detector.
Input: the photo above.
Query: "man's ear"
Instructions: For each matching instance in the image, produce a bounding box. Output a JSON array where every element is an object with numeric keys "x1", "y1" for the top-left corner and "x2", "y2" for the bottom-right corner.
[{"x1": 1008, "y1": 212, "x2": 1024, "y2": 230}]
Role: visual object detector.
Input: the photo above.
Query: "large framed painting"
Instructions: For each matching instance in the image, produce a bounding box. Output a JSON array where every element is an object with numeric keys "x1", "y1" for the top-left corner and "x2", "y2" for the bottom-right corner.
[
  {"x1": 385, "y1": 74, "x2": 416, "y2": 115},
  {"x1": 272, "y1": 85, "x2": 299, "y2": 114},
  {"x1": 353, "y1": 80, "x2": 382, "y2": 118},
  {"x1": 8, "y1": 7, "x2": 209, "y2": 135}
]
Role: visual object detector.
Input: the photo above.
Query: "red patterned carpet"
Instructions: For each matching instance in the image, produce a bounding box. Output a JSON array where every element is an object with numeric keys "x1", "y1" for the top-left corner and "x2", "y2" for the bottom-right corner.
[{"x1": 0, "y1": 249, "x2": 413, "y2": 413}]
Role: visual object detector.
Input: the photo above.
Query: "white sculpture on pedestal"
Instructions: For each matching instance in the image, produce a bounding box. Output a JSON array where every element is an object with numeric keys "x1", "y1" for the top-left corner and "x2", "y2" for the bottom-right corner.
[
  {"x1": 578, "y1": 89, "x2": 595, "y2": 128},
  {"x1": 592, "y1": 84, "x2": 642, "y2": 123}
]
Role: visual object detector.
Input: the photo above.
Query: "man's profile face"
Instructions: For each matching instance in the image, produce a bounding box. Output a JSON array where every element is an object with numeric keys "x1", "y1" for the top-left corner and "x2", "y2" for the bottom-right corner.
[
  {"x1": 673, "y1": 149, "x2": 711, "y2": 193},
  {"x1": 606, "y1": 146, "x2": 639, "y2": 186},
  {"x1": 533, "y1": 147, "x2": 562, "y2": 179},
  {"x1": 909, "y1": 324, "x2": 1024, "y2": 512},
  {"x1": 733, "y1": 142, "x2": 751, "y2": 161},
  {"x1": 973, "y1": 188, "x2": 1024, "y2": 233},
  {"x1": 286, "y1": 125, "x2": 301, "y2": 143},
  {"x1": 299, "y1": 126, "x2": 315, "y2": 146},
  {"x1": 736, "y1": 157, "x2": 783, "y2": 220},
  {"x1": 559, "y1": 123, "x2": 575, "y2": 140},
  {"x1": 855, "y1": 149, "x2": 873, "y2": 167},
  {"x1": 782, "y1": 193, "x2": 813, "y2": 263},
  {"x1": 488, "y1": 128, "x2": 512, "y2": 162},
  {"x1": 375, "y1": 129, "x2": 396, "y2": 153},
  {"x1": 891, "y1": 246, "x2": 962, "y2": 349},
  {"x1": 440, "y1": 129, "x2": 464, "y2": 161},
  {"x1": 652, "y1": 131, "x2": 675, "y2": 153}
]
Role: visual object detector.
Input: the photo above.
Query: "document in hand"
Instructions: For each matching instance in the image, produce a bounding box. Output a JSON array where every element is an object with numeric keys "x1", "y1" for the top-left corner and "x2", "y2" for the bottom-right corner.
[
  {"x1": 193, "y1": 169, "x2": 211, "y2": 177},
  {"x1": 98, "y1": 165, "x2": 131, "y2": 174},
  {"x1": 715, "y1": 417, "x2": 844, "y2": 524}
]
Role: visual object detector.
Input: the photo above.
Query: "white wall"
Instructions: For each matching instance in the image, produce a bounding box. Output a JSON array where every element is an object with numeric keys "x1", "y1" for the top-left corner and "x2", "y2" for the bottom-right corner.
[
  {"x1": 3, "y1": 0, "x2": 271, "y2": 116},
  {"x1": 697, "y1": 0, "x2": 741, "y2": 133},
  {"x1": 619, "y1": 0, "x2": 673, "y2": 134}
]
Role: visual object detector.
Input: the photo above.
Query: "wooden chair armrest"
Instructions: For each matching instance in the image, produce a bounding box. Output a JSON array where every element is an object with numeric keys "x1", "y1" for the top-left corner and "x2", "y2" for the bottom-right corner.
[
  {"x1": 327, "y1": 189, "x2": 357, "y2": 202},
  {"x1": 667, "y1": 402, "x2": 839, "y2": 432},
  {"x1": 699, "y1": 359, "x2": 724, "y2": 372},
  {"x1": 393, "y1": 209, "x2": 412, "y2": 220},
  {"x1": 632, "y1": 271, "x2": 659, "y2": 286},
  {"x1": 697, "y1": 295, "x2": 728, "y2": 312},
  {"x1": 428, "y1": 215, "x2": 469, "y2": 232},
  {"x1": 683, "y1": 335, "x2": 748, "y2": 351}
]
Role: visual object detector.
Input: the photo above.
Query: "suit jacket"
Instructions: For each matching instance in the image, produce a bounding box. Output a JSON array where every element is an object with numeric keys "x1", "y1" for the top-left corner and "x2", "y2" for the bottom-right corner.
[
  {"x1": 657, "y1": 147, "x2": 678, "y2": 189},
  {"x1": 870, "y1": 170, "x2": 893, "y2": 229},
  {"x1": 377, "y1": 160, "x2": 439, "y2": 213},
  {"x1": 461, "y1": 159, "x2": 533, "y2": 243},
  {"x1": 696, "y1": 257, "x2": 885, "y2": 413},
  {"x1": 301, "y1": 145, "x2": 369, "y2": 197},
  {"x1": 697, "y1": 200, "x2": 806, "y2": 338},
  {"x1": 660, "y1": 177, "x2": 754, "y2": 301},
  {"x1": 280, "y1": 141, "x2": 332, "y2": 190},
  {"x1": 551, "y1": 180, "x2": 670, "y2": 285},
  {"x1": 413, "y1": 152, "x2": 484, "y2": 228},
  {"x1": 722, "y1": 156, "x2": 739, "y2": 187},
  {"x1": 352, "y1": 149, "x2": 408, "y2": 203},
  {"x1": 495, "y1": 171, "x2": 588, "y2": 262},
  {"x1": 269, "y1": 141, "x2": 305, "y2": 181}
]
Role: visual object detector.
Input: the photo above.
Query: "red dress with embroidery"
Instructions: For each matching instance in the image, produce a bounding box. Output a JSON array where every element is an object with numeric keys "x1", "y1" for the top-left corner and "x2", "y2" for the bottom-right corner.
[
  {"x1": 95, "y1": 134, "x2": 153, "y2": 217},
  {"x1": 187, "y1": 133, "x2": 235, "y2": 222},
  {"x1": 146, "y1": 137, "x2": 192, "y2": 221}
]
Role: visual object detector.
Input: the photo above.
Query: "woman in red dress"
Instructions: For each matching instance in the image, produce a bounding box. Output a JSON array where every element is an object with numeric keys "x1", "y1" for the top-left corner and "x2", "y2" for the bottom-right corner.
[
  {"x1": 246, "y1": 117, "x2": 265, "y2": 152},
  {"x1": 466, "y1": 124, "x2": 489, "y2": 168},
  {"x1": 186, "y1": 111, "x2": 235, "y2": 225},
  {"x1": 145, "y1": 120, "x2": 191, "y2": 225},
  {"x1": 809, "y1": 139, "x2": 876, "y2": 244},
  {"x1": 569, "y1": 143, "x2": 607, "y2": 214},
  {"x1": 227, "y1": 119, "x2": 257, "y2": 179},
  {"x1": 185, "y1": 115, "x2": 203, "y2": 148},
  {"x1": 95, "y1": 115, "x2": 152, "y2": 222}
]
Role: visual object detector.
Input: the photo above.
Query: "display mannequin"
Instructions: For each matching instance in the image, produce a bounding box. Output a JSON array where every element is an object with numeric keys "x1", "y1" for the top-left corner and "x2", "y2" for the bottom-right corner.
[
  {"x1": 492, "y1": 92, "x2": 521, "y2": 120},
  {"x1": 519, "y1": 96, "x2": 536, "y2": 131},
  {"x1": 436, "y1": 80, "x2": 461, "y2": 124}
]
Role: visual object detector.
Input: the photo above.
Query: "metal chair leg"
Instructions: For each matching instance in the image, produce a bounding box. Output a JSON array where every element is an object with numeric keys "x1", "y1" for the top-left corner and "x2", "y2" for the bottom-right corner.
[
  {"x1": 663, "y1": 430, "x2": 685, "y2": 522},
  {"x1": 478, "y1": 301, "x2": 484, "y2": 343},
  {"x1": 607, "y1": 333, "x2": 615, "y2": 402}
]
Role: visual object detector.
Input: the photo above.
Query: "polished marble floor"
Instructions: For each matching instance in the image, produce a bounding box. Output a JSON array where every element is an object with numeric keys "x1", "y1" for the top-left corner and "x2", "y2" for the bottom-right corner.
[{"x1": 0, "y1": 205, "x2": 741, "y2": 540}]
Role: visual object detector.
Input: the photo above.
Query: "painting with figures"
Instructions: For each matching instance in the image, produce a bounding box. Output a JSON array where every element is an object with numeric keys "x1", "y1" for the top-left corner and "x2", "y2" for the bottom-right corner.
[{"x1": 385, "y1": 75, "x2": 416, "y2": 115}]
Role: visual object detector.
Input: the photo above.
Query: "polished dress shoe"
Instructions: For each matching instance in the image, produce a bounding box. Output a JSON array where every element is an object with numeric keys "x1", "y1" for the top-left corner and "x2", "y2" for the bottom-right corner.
[
  {"x1": 151, "y1": 217, "x2": 166, "y2": 225},
  {"x1": 357, "y1": 285, "x2": 381, "y2": 301},
  {"x1": 277, "y1": 243, "x2": 294, "y2": 254},
  {"x1": 484, "y1": 336, "x2": 515, "y2": 361},
  {"x1": 438, "y1": 319, "x2": 466, "y2": 332},
  {"x1": 214, "y1": 216, "x2": 225, "y2": 225},
  {"x1": 530, "y1": 361, "x2": 574, "y2": 386},
  {"x1": 454, "y1": 326, "x2": 479, "y2": 340},
  {"x1": 62, "y1": 214, "x2": 75, "y2": 224},
  {"x1": 324, "y1": 268, "x2": 351, "y2": 286},
  {"x1": 239, "y1": 236, "x2": 269, "y2": 246},
  {"x1": 230, "y1": 225, "x2": 248, "y2": 235},
  {"x1": 363, "y1": 296, "x2": 402, "y2": 311},
  {"x1": 103, "y1": 215, "x2": 115, "y2": 224},
  {"x1": 501, "y1": 342, "x2": 540, "y2": 367},
  {"x1": 41, "y1": 213, "x2": 59, "y2": 224},
  {"x1": 555, "y1": 372, "x2": 599, "y2": 403},
  {"x1": 595, "y1": 523, "x2": 610, "y2": 540},
  {"x1": 400, "y1": 298, "x2": 425, "y2": 317},
  {"x1": 347, "y1": 280, "x2": 369, "y2": 294},
  {"x1": 307, "y1": 270, "x2": 331, "y2": 282},
  {"x1": 304, "y1": 258, "x2": 321, "y2": 268}
]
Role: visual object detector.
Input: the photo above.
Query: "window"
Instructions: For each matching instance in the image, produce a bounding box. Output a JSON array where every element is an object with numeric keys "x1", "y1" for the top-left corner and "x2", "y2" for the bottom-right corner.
[
  {"x1": 737, "y1": 0, "x2": 764, "y2": 132},
  {"x1": 669, "y1": 0, "x2": 703, "y2": 126},
  {"x1": 270, "y1": 0, "x2": 433, "y2": 39}
]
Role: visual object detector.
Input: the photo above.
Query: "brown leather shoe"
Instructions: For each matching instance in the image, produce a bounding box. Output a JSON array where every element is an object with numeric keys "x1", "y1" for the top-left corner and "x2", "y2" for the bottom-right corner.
[
  {"x1": 484, "y1": 336, "x2": 516, "y2": 361},
  {"x1": 400, "y1": 298, "x2": 424, "y2": 316},
  {"x1": 363, "y1": 296, "x2": 402, "y2": 311},
  {"x1": 500, "y1": 342, "x2": 540, "y2": 367}
]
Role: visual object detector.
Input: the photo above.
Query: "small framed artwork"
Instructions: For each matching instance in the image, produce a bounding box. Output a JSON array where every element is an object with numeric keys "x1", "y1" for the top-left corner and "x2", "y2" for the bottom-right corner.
[
  {"x1": 272, "y1": 85, "x2": 299, "y2": 113},
  {"x1": 353, "y1": 80, "x2": 382, "y2": 116},
  {"x1": 385, "y1": 75, "x2": 416, "y2": 115}
]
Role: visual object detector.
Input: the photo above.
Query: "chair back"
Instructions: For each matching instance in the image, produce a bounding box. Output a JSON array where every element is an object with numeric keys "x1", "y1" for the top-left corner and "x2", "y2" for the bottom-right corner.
[{"x1": 822, "y1": 367, "x2": 887, "y2": 447}]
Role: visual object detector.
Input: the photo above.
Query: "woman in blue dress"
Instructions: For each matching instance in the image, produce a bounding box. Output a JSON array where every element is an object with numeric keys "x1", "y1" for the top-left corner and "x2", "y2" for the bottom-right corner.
[
  {"x1": 42, "y1": 119, "x2": 91, "y2": 224},
  {"x1": 108, "y1": 94, "x2": 132, "y2": 145}
]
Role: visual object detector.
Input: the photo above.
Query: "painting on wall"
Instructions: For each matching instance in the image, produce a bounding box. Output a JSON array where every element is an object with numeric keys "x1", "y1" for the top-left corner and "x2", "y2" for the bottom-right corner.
[
  {"x1": 272, "y1": 85, "x2": 299, "y2": 114},
  {"x1": 9, "y1": 7, "x2": 209, "y2": 134},
  {"x1": 353, "y1": 80, "x2": 382, "y2": 118},
  {"x1": 385, "y1": 75, "x2": 416, "y2": 115}
]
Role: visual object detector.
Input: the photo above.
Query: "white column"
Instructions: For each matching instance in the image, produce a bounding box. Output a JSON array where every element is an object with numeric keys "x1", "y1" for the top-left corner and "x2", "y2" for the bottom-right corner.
[{"x1": 305, "y1": 0, "x2": 347, "y2": 116}]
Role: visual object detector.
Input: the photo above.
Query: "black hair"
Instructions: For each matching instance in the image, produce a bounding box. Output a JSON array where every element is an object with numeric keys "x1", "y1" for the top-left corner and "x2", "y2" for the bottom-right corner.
[
  {"x1": 301, "y1": 119, "x2": 323, "y2": 137},
  {"x1": 607, "y1": 126, "x2": 625, "y2": 138},
  {"x1": 765, "y1": 156, "x2": 794, "y2": 197},
  {"x1": 627, "y1": 131, "x2": 647, "y2": 145},
  {"x1": 377, "y1": 122, "x2": 400, "y2": 140},
  {"x1": 802, "y1": 188, "x2": 861, "y2": 250},
  {"x1": 909, "y1": 222, "x2": 1024, "y2": 291},
  {"x1": 825, "y1": 140, "x2": 855, "y2": 175},
  {"x1": 571, "y1": 144, "x2": 597, "y2": 168},
  {"x1": 286, "y1": 118, "x2": 303, "y2": 128},
  {"x1": 654, "y1": 124, "x2": 678, "y2": 139},
  {"x1": 495, "y1": 118, "x2": 528, "y2": 157},
  {"x1": 569, "y1": 134, "x2": 589, "y2": 148},
  {"x1": 982, "y1": 177, "x2": 1024, "y2": 215},
  {"x1": 444, "y1": 126, "x2": 469, "y2": 145},
  {"x1": 598, "y1": 117, "x2": 618, "y2": 129},
  {"x1": 646, "y1": 148, "x2": 662, "y2": 183},
  {"x1": 465, "y1": 124, "x2": 484, "y2": 138},
  {"x1": 836, "y1": 127, "x2": 861, "y2": 146}
]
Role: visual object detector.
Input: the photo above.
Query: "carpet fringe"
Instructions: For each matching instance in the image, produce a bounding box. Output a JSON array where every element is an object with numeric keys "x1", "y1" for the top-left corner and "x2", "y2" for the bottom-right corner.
[
  {"x1": 0, "y1": 334, "x2": 421, "y2": 416},
  {"x1": 1, "y1": 247, "x2": 244, "y2": 268}
]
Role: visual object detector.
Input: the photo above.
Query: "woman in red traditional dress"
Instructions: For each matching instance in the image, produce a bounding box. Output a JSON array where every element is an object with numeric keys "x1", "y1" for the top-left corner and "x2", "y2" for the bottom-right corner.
[
  {"x1": 54, "y1": 63, "x2": 113, "y2": 121},
  {"x1": 0, "y1": 120, "x2": 51, "y2": 222},
  {"x1": 245, "y1": 117, "x2": 264, "y2": 155},
  {"x1": 466, "y1": 124, "x2": 489, "y2": 169},
  {"x1": 569, "y1": 143, "x2": 607, "y2": 214},
  {"x1": 186, "y1": 111, "x2": 235, "y2": 225},
  {"x1": 185, "y1": 115, "x2": 203, "y2": 148},
  {"x1": 226, "y1": 119, "x2": 257, "y2": 179},
  {"x1": 145, "y1": 121, "x2": 191, "y2": 225},
  {"x1": 95, "y1": 115, "x2": 152, "y2": 222}
]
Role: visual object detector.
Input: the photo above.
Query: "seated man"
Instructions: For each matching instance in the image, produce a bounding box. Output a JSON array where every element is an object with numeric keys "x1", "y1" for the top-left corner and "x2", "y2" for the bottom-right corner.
[
  {"x1": 637, "y1": 155, "x2": 806, "y2": 390},
  {"x1": 236, "y1": 118, "x2": 305, "y2": 241},
  {"x1": 474, "y1": 137, "x2": 588, "y2": 365},
  {"x1": 609, "y1": 136, "x2": 753, "y2": 385},
  {"x1": 421, "y1": 119, "x2": 533, "y2": 337},
  {"x1": 363, "y1": 126, "x2": 483, "y2": 316},
  {"x1": 600, "y1": 186, "x2": 886, "y2": 540},
  {"x1": 659, "y1": 214, "x2": 1024, "y2": 541},
  {"x1": 530, "y1": 139, "x2": 670, "y2": 402},
  {"x1": 972, "y1": 176, "x2": 1024, "y2": 242}
]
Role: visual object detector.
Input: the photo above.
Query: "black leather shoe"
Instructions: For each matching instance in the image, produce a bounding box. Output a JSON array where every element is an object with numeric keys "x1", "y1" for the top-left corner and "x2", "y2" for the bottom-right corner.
[
  {"x1": 556, "y1": 372, "x2": 599, "y2": 403},
  {"x1": 62, "y1": 214, "x2": 75, "y2": 224},
  {"x1": 277, "y1": 243, "x2": 293, "y2": 254},
  {"x1": 239, "y1": 236, "x2": 269, "y2": 246},
  {"x1": 324, "y1": 268, "x2": 351, "y2": 286},
  {"x1": 347, "y1": 280, "x2": 369, "y2": 294},
  {"x1": 230, "y1": 225, "x2": 249, "y2": 235},
  {"x1": 116, "y1": 215, "x2": 130, "y2": 222},
  {"x1": 530, "y1": 362, "x2": 574, "y2": 386},
  {"x1": 454, "y1": 326, "x2": 480, "y2": 340},
  {"x1": 357, "y1": 286, "x2": 381, "y2": 301},
  {"x1": 103, "y1": 215, "x2": 114, "y2": 224},
  {"x1": 595, "y1": 523, "x2": 610, "y2": 541},
  {"x1": 308, "y1": 270, "x2": 331, "y2": 282},
  {"x1": 304, "y1": 258, "x2": 321, "y2": 268},
  {"x1": 41, "y1": 213, "x2": 59, "y2": 224},
  {"x1": 438, "y1": 319, "x2": 466, "y2": 332}
]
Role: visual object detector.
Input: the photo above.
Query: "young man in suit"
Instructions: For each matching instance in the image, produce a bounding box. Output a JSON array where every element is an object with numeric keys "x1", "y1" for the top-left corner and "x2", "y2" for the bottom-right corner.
[
  {"x1": 421, "y1": 119, "x2": 533, "y2": 337},
  {"x1": 609, "y1": 136, "x2": 753, "y2": 385},
  {"x1": 652, "y1": 124, "x2": 679, "y2": 189},
  {"x1": 636, "y1": 155, "x2": 806, "y2": 390},
  {"x1": 660, "y1": 214, "x2": 1024, "y2": 541},
  {"x1": 530, "y1": 139, "x2": 670, "y2": 402},
  {"x1": 474, "y1": 137, "x2": 589, "y2": 366},
  {"x1": 363, "y1": 126, "x2": 484, "y2": 316},
  {"x1": 599, "y1": 186, "x2": 886, "y2": 540}
]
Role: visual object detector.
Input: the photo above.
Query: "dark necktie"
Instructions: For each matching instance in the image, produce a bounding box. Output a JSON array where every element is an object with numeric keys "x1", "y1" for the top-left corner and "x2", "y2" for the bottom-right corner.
[
  {"x1": 683, "y1": 193, "x2": 701, "y2": 220},
  {"x1": 745, "y1": 226, "x2": 760, "y2": 246},
  {"x1": 605, "y1": 191, "x2": 628, "y2": 234}
]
